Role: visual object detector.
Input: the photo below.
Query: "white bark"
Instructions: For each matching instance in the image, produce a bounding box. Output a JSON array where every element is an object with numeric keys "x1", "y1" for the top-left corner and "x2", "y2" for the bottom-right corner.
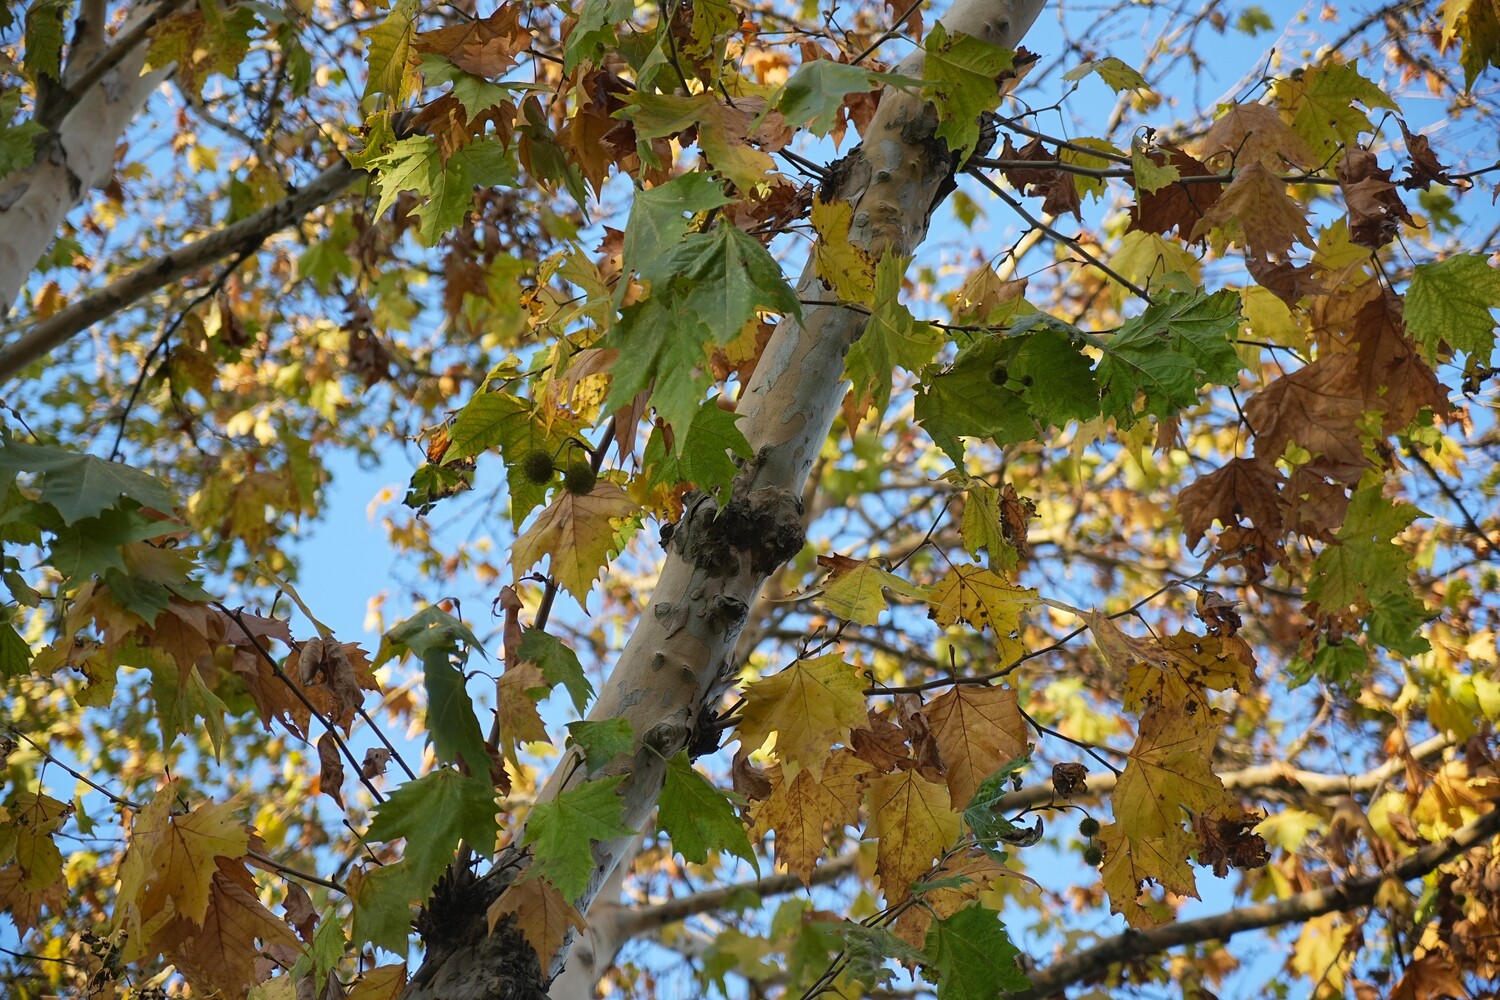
[
  {"x1": 0, "y1": 1, "x2": 183, "y2": 318},
  {"x1": 403, "y1": 0, "x2": 1049, "y2": 996}
]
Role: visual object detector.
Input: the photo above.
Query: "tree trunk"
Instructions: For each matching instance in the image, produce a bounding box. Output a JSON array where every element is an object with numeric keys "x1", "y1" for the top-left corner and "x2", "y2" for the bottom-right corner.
[
  {"x1": 402, "y1": 0, "x2": 1049, "y2": 995},
  {"x1": 0, "y1": 0, "x2": 180, "y2": 318}
]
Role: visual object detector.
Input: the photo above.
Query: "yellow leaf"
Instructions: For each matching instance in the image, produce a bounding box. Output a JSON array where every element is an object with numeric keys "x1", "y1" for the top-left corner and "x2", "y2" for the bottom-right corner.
[
  {"x1": 496, "y1": 660, "x2": 551, "y2": 767},
  {"x1": 924, "y1": 684, "x2": 1028, "y2": 809},
  {"x1": 1290, "y1": 913, "x2": 1352, "y2": 996},
  {"x1": 151, "y1": 862, "x2": 301, "y2": 998},
  {"x1": 147, "y1": 797, "x2": 251, "y2": 926},
  {"x1": 488, "y1": 875, "x2": 587, "y2": 968},
  {"x1": 2, "y1": 792, "x2": 69, "y2": 894},
  {"x1": 1086, "y1": 616, "x2": 1255, "y2": 714},
  {"x1": 864, "y1": 769, "x2": 961, "y2": 904},
  {"x1": 749, "y1": 764, "x2": 858, "y2": 885},
  {"x1": 736, "y1": 653, "x2": 867, "y2": 776},
  {"x1": 1097, "y1": 819, "x2": 1196, "y2": 928},
  {"x1": 810, "y1": 198, "x2": 877, "y2": 307},
  {"x1": 812, "y1": 554, "x2": 928, "y2": 626},
  {"x1": 926, "y1": 564, "x2": 1035, "y2": 662},
  {"x1": 511, "y1": 481, "x2": 639, "y2": 603},
  {"x1": 1113, "y1": 702, "x2": 1228, "y2": 839},
  {"x1": 346, "y1": 964, "x2": 408, "y2": 1000}
]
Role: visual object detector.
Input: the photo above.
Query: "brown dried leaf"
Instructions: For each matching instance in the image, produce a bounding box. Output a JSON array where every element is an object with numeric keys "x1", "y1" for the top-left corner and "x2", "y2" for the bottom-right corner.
[{"x1": 317, "y1": 731, "x2": 345, "y2": 808}]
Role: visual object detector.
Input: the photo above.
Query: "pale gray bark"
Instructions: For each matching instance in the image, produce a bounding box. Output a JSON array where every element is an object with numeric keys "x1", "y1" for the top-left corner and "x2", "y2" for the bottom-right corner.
[
  {"x1": 0, "y1": 0, "x2": 184, "y2": 319},
  {"x1": 403, "y1": 0, "x2": 1050, "y2": 996}
]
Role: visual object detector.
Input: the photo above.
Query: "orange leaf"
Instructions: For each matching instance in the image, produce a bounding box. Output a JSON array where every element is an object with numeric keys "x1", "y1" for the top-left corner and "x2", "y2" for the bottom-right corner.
[
  {"x1": 924, "y1": 685, "x2": 1028, "y2": 810},
  {"x1": 487, "y1": 875, "x2": 587, "y2": 968}
]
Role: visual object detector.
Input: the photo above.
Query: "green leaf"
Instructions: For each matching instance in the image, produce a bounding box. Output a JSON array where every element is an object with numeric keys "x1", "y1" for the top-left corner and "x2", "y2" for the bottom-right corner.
[
  {"x1": 0, "y1": 91, "x2": 44, "y2": 180},
  {"x1": 523, "y1": 776, "x2": 634, "y2": 899},
  {"x1": 922, "y1": 24, "x2": 1015, "y2": 160},
  {"x1": 1095, "y1": 288, "x2": 1242, "y2": 427},
  {"x1": 641, "y1": 398, "x2": 753, "y2": 501},
  {"x1": 1406, "y1": 252, "x2": 1500, "y2": 365},
  {"x1": 773, "y1": 62, "x2": 926, "y2": 137},
  {"x1": 351, "y1": 863, "x2": 425, "y2": 954},
  {"x1": 565, "y1": 718, "x2": 635, "y2": 773},
  {"x1": 565, "y1": 0, "x2": 636, "y2": 73},
  {"x1": 366, "y1": 769, "x2": 499, "y2": 892},
  {"x1": 922, "y1": 906, "x2": 1030, "y2": 998},
  {"x1": 915, "y1": 338, "x2": 1034, "y2": 463},
  {"x1": 379, "y1": 606, "x2": 487, "y2": 665},
  {"x1": 23, "y1": 0, "x2": 70, "y2": 82},
  {"x1": 423, "y1": 654, "x2": 493, "y2": 779},
  {"x1": 0, "y1": 621, "x2": 31, "y2": 679},
  {"x1": 518, "y1": 627, "x2": 593, "y2": 714},
  {"x1": 0, "y1": 440, "x2": 177, "y2": 525},
  {"x1": 845, "y1": 253, "x2": 943, "y2": 422},
  {"x1": 1273, "y1": 61, "x2": 1395, "y2": 165},
  {"x1": 620, "y1": 173, "x2": 734, "y2": 293},
  {"x1": 657, "y1": 753, "x2": 757, "y2": 869},
  {"x1": 47, "y1": 506, "x2": 175, "y2": 582},
  {"x1": 605, "y1": 222, "x2": 799, "y2": 436},
  {"x1": 446, "y1": 390, "x2": 576, "y2": 529},
  {"x1": 361, "y1": 0, "x2": 419, "y2": 100},
  {"x1": 1004, "y1": 315, "x2": 1101, "y2": 427},
  {"x1": 1063, "y1": 57, "x2": 1150, "y2": 93},
  {"x1": 368, "y1": 136, "x2": 515, "y2": 245},
  {"x1": 836, "y1": 922, "x2": 927, "y2": 990}
]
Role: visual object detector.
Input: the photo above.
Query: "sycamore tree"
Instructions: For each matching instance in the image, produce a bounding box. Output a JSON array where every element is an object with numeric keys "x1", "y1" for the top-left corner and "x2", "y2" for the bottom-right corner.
[{"x1": 3, "y1": 0, "x2": 1500, "y2": 997}]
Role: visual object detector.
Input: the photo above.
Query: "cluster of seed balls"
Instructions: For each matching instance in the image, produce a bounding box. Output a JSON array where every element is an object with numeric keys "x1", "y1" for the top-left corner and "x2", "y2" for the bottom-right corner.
[{"x1": 523, "y1": 449, "x2": 597, "y2": 496}]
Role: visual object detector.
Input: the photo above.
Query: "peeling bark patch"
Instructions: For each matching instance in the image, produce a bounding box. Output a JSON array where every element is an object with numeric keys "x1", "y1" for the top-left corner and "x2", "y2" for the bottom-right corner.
[{"x1": 679, "y1": 487, "x2": 806, "y2": 576}]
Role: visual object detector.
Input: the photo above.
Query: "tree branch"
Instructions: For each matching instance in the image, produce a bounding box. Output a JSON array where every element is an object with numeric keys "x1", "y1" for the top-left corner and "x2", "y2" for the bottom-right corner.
[
  {"x1": 1020, "y1": 802, "x2": 1500, "y2": 998},
  {"x1": 994, "y1": 732, "x2": 1452, "y2": 813},
  {"x1": 0, "y1": 159, "x2": 358, "y2": 382}
]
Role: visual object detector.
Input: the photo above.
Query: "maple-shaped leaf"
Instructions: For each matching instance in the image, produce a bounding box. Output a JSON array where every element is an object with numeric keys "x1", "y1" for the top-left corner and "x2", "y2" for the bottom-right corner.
[
  {"x1": 1095, "y1": 288, "x2": 1242, "y2": 427},
  {"x1": 623, "y1": 92, "x2": 785, "y2": 192},
  {"x1": 1188, "y1": 102, "x2": 1317, "y2": 172},
  {"x1": 364, "y1": 769, "x2": 499, "y2": 909},
  {"x1": 487, "y1": 875, "x2": 587, "y2": 969},
  {"x1": 915, "y1": 336, "x2": 1034, "y2": 462},
  {"x1": 773, "y1": 60, "x2": 925, "y2": 137},
  {"x1": 924, "y1": 685, "x2": 1027, "y2": 810},
  {"x1": 351, "y1": 864, "x2": 426, "y2": 954},
  {"x1": 1405, "y1": 252, "x2": 1500, "y2": 365},
  {"x1": 865, "y1": 768, "x2": 962, "y2": 904},
  {"x1": 1271, "y1": 61, "x2": 1395, "y2": 166},
  {"x1": 892, "y1": 848, "x2": 1036, "y2": 946},
  {"x1": 511, "y1": 480, "x2": 639, "y2": 604},
  {"x1": 2, "y1": 791, "x2": 68, "y2": 894},
  {"x1": 1439, "y1": 0, "x2": 1500, "y2": 89},
  {"x1": 1177, "y1": 457, "x2": 1285, "y2": 549},
  {"x1": 423, "y1": 647, "x2": 493, "y2": 778},
  {"x1": 812, "y1": 554, "x2": 929, "y2": 627},
  {"x1": 151, "y1": 860, "x2": 301, "y2": 997},
  {"x1": 1096, "y1": 817, "x2": 1197, "y2": 928},
  {"x1": 1063, "y1": 53, "x2": 1150, "y2": 90},
  {"x1": 922, "y1": 906, "x2": 1030, "y2": 999},
  {"x1": 639, "y1": 397, "x2": 752, "y2": 503},
  {"x1": 922, "y1": 24, "x2": 1016, "y2": 161},
  {"x1": 657, "y1": 753, "x2": 758, "y2": 868},
  {"x1": 111, "y1": 789, "x2": 249, "y2": 931},
  {"x1": 1108, "y1": 231, "x2": 1200, "y2": 300},
  {"x1": 1114, "y1": 628, "x2": 1256, "y2": 714},
  {"x1": 523, "y1": 776, "x2": 634, "y2": 900},
  {"x1": 844, "y1": 252, "x2": 943, "y2": 425},
  {"x1": 369, "y1": 136, "x2": 516, "y2": 245},
  {"x1": 144, "y1": 5, "x2": 256, "y2": 97},
  {"x1": 346, "y1": 964, "x2": 408, "y2": 1000},
  {"x1": 958, "y1": 480, "x2": 1018, "y2": 572},
  {"x1": 735, "y1": 653, "x2": 868, "y2": 775},
  {"x1": 619, "y1": 173, "x2": 734, "y2": 295},
  {"x1": 926, "y1": 564, "x2": 1035, "y2": 663},
  {"x1": 412, "y1": 5, "x2": 528, "y2": 77},
  {"x1": 1244, "y1": 353, "x2": 1369, "y2": 484},
  {"x1": 1114, "y1": 701, "x2": 1229, "y2": 839},
  {"x1": 605, "y1": 223, "x2": 799, "y2": 436},
  {"x1": 0, "y1": 863, "x2": 66, "y2": 933},
  {"x1": 0, "y1": 622, "x2": 29, "y2": 678},
  {"x1": 563, "y1": 0, "x2": 633, "y2": 72},
  {"x1": 517, "y1": 626, "x2": 593, "y2": 715},
  {"x1": 495, "y1": 660, "x2": 550, "y2": 767},
  {"x1": 361, "y1": 0, "x2": 420, "y2": 100},
  {"x1": 1331, "y1": 283, "x2": 1450, "y2": 433},
  {"x1": 565, "y1": 718, "x2": 635, "y2": 774},
  {"x1": 811, "y1": 197, "x2": 878, "y2": 306},
  {"x1": 749, "y1": 765, "x2": 852, "y2": 885},
  {"x1": 0, "y1": 439, "x2": 177, "y2": 524},
  {"x1": 1128, "y1": 146, "x2": 1224, "y2": 239},
  {"x1": 1190, "y1": 162, "x2": 1311, "y2": 262},
  {"x1": 446, "y1": 389, "x2": 580, "y2": 530}
]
